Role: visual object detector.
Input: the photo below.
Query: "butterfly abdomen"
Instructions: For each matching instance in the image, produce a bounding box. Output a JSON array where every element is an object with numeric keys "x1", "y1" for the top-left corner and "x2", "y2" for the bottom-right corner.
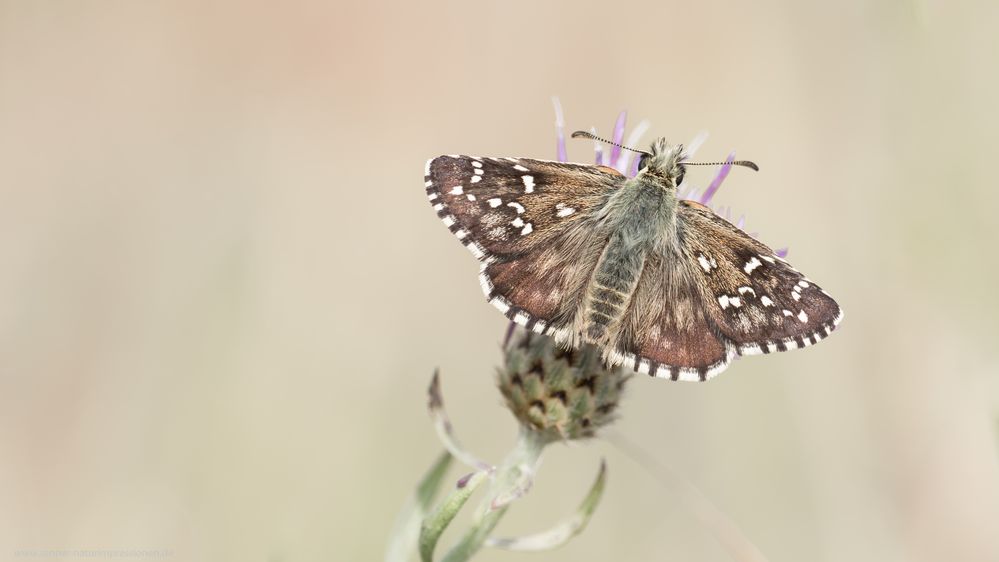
[
  {"x1": 581, "y1": 182, "x2": 674, "y2": 345},
  {"x1": 582, "y1": 224, "x2": 653, "y2": 344}
]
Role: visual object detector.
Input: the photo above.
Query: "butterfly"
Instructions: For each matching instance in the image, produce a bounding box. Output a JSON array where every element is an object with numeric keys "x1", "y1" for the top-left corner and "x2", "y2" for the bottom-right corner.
[{"x1": 424, "y1": 132, "x2": 842, "y2": 381}]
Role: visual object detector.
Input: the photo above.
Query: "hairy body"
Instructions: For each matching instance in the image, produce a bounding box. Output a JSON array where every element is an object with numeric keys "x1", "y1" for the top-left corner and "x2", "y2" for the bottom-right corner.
[{"x1": 426, "y1": 137, "x2": 843, "y2": 381}]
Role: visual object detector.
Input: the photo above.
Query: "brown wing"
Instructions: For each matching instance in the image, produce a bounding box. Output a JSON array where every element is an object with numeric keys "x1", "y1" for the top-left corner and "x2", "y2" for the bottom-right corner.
[
  {"x1": 426, "y1": 156, "x2": 625, "y2": 258},
  {"x1": 480, "y1": 223, "x2": 607, "y2": 338},
  {"x1": 678, "y1": 200, "x2": 843, "y2": 355},
  {"x1": 427, "y1": 156, "x2": 625, "y2": 336},
  {"x1": 609, "y1": 247, "x2": 736, "y2": 381}
]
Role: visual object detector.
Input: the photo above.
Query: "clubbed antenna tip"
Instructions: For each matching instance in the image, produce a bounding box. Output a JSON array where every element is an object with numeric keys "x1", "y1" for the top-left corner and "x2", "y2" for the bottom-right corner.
[{"x1": 571, "y1": 130, "x2": 650, "y2": 156}]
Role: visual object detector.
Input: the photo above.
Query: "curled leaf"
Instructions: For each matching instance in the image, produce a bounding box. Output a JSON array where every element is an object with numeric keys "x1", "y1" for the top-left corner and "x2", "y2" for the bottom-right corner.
[
  {"x1": 428, "y1": 371, "x2": 494, "y2": 473},
  {"x1": 486, "y1": 459, "x2": 607, "y2": 551}
]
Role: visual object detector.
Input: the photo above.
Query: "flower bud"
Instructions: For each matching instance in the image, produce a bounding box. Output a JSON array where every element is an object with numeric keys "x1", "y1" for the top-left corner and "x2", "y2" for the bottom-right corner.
[{"x1": 497, "y1": 329, "x2": 630, "y2": 442}]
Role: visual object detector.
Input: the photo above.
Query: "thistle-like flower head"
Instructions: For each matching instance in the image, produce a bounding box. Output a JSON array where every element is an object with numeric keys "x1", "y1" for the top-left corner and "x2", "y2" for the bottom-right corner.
[{"x1": 497, "y1": 329, "x2": 630, "y2": 442}]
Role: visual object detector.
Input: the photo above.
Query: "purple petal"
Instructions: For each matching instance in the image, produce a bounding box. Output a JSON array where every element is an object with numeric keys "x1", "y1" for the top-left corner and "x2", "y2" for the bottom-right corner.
[
  {"x1": 552, "y1": 97, "x2": 567, "y2": 163},
  {"x1": 699, "y1": 151, "x2": 736, "y2": 205},
  {"x1": 609, "y1": 111, "x2": 627, "y2": 168},
  {"x1": 617, "y1": 119, "x2": 651, "y2": 174},
  {"x1": 776, "y1": 247, "x2": 789, "y2": 258},
  {"x1": 628, "y1": 152, "x2": 640, "y2": 177},
  {"x1": 590, "y1": 127, "x2": 604, "y2": 165}
]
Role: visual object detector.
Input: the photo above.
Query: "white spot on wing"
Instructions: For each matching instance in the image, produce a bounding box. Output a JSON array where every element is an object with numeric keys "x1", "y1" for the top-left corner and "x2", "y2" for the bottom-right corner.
[
  {"x1": 449, "y1": 185, "x2": 464, "y2": 195},
  {"x1": 491, "y1": 296, "x2": 511, "y2": 313},
  {"x1": 513, "y1": 164, "x2": 529, "y2": 172},
  {"x1": 698, "y1": 254, "x2": 713, "y2": 273},
  {"x1": 466, "y1": 242, "x2": 485, "y2": 259},
  {"x1": 798, "y1": 310, "x2": 809, "y2": 323},
  {"x1": 425, "y1": 159, "x2": 432, "y2": 175},
  {"x1": 718, "y1": 295, "x2": 730, "y2": 309},
  {"x1": 703, "y1": 350, "x2": 734, "y2": 380},
  {"x1": 744, "y1": 257, "x2": 762, "y2": 274},
  {"x1": 738, "y1": 286, "x2": 756, "y2": 296},
  {"x1": 761, "y1": 295, "x2": 774, "y2": 306},
  {"x1": 555, "y1": 203, "x2": 576, "y2": 217},
  {"x1": 442, "y1": 215, "x2": 455, "y2": 227},
  {"x1": 513, "y1": 311, "x2": 530, "y2": 326},
  {"x1": 488, "y1": 198, "x2": 502, "y2": 208},
  {"x1": 521, "y1": 223, "x2": 533, "y2": 235},
  {"x1": 521, "y1": 175, "x2": 535, "y2": 193},
  {"x1": 471, "y1": 161, "x2": 482, "y2": 168},
  {"x1": 507, "y1": 202, "x2": 525, "y2": 214},
  {"x1": 471, "y1": 175, "x2": 482, "y2": 183},
  {"x1": 614, "y1": 353, "x2": 635, "y2": 370},
  {"x1": 677, "y1": 369, "x2": 701, "y2": 382},
  {"x1": 511, "y1": 217, "x2": 525, "y2": 228},
  {"x1": 478, "y1": 270, "x2": 493, "y2": 294}
]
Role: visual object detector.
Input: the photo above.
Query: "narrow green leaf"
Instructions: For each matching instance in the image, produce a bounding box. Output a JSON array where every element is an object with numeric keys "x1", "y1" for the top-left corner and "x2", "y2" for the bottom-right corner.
[
  {"x1": 385, "y1": 451, "x2": 453, "y2": 562},
  {"x1": 419, "y1": 471, "x2": 487, "y2": 562},
  {"x1": 439, "y1": 504, "x2": 509, "y2": 562},
  {"x1": 486, "y1": 459, "x2": 607, "y2": 551},
  {"x1": 417, "y1": 452, "x2": 454, "y2": 507}
]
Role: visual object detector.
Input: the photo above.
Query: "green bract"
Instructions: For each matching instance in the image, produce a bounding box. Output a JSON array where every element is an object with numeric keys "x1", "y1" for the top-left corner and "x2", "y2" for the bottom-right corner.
[{"x1": 498, "y1": 330, "x2": 630, "y2": 442}]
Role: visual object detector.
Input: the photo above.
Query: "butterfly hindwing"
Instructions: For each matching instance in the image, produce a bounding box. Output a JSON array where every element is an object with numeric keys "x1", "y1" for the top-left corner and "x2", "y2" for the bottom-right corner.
[
  {"x1": 678, "y1": 200, "x2": 843, "y2": 354},
  {"x1": 426, "y1": 156, "x2": 625, "y2": 259},
  {"x1": 611, "y1": 248, "x2": 736, "y2": 381},
  {"x1": 480, "y1": 225, "x2": 606, "y2": 338}
]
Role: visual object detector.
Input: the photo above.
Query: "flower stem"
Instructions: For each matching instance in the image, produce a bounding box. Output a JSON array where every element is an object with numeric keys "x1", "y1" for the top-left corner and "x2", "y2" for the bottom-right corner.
[
  {"x1": 483, "y1": 427, "x2": 549, "y2": 511},
  {"x1": 437, "y1": 428, "x2": 549, "y2": 562}
]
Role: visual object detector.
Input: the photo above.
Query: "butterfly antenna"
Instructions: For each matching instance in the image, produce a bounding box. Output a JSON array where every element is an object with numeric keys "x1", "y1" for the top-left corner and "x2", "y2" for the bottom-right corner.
[
  {"x1": 571, "y1": 130, "x2": 651, "y2": 156},
  {"x1": 683, "y1": 159, "x2": 760, "y2": 171}
]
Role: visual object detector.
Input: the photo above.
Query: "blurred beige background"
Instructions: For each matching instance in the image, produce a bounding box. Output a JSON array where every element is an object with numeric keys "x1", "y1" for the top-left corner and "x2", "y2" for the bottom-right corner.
[{"x1": 2, "y1": 1, "x2": 998, "y2": 561}]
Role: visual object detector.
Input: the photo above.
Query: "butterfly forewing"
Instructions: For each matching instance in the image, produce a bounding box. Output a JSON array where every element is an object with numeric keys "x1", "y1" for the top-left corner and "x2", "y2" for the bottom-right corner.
[
  {"x1": 426, "y1": 156, "x2": 625, "y2": 335},
  {"x1": 678, "y1": 200, "x2": 843, "y2": 354},
  {"x1": 426, "y1": 156, "x2": 624, "y2": 257}
]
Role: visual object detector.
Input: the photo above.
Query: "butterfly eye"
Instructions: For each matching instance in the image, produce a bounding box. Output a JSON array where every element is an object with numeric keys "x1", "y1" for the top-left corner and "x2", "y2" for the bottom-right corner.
[
  {"x1": 638, "y1": 154, "x2": 650, "y2": 171},
  {"x1": 675, "y1": 167, "x2": 686, "y2": 186}
]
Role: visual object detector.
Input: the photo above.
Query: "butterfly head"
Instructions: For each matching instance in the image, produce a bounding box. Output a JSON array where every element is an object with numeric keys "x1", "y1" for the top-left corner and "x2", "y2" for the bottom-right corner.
[{"x1": 637, "y1": 138, "x2": 686, "y2": 188}]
